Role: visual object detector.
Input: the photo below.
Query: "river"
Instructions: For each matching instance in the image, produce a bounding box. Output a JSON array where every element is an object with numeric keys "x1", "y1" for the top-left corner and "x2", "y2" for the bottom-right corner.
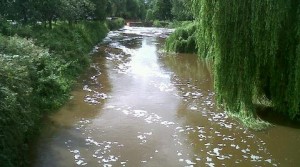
[{"x1": 31, "y1": 27, "x2": 300, "y2": 167}]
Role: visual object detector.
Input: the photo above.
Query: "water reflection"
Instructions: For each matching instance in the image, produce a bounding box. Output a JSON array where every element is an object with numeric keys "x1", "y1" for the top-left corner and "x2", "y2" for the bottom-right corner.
[
  {"x1": 31, "y1": 50, "x2": 112, "y2": 166},
  {"x1": 49, "y1": 54, "x2": 112, "y2": 126},
  {"x1": 162, "y1": 53, "x2": 213, "y2": 90},
  {"x1": 161, "y1": 53, "x2": 276, "y2": 166}
]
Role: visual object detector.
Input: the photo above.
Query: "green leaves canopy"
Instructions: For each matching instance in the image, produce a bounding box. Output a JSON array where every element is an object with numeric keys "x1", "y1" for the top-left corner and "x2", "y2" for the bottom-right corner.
[
  {"x1": 0, "y1": 0, "x2": 107, "y2": 25},
  {"x1": 193, "y1": 0, "x2": 300, "y2": 119}
]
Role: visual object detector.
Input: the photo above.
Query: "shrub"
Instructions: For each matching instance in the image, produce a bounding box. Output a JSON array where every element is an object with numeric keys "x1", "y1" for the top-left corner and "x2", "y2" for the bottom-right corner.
[
  {"x1": 153, "y1": 20, "x2": 170, "y2": 28},
  {"x1": 167, "y1": 21, "x2": 193, "y2": 28},
  {"x1": 106, "y1": 18, "x2": 125, "y2": 30},
  {"x1": 165, "y1": 22, "x2": 197, "y2": 53},
  {"x1": 0, "y1": 21, "x2": 109, "y2": 166},
  {"x1": 0, "y1": 35, "x2": 66, "y2": 166},
  {"x1": 153, "y1": 20, "x2": 162, "y2": 27}
]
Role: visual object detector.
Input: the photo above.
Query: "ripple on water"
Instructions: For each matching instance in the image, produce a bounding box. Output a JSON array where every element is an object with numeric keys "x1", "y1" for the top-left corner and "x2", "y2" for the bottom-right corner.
[
  {"x1": 63, "y1": 28, "x2": 279, "y2": 167},
  {"x1": 77, "y1": 89, "x2": 277, "y2": 166},
  {"x1": 163, "y1": 74, "x2": 277, "y2": 166},
  {"x1": 69, "y1": 149, "x2": 87, "y2": 166},
  {"x1": 93, "y1": 102, "x2": 277, "y2": 166}
]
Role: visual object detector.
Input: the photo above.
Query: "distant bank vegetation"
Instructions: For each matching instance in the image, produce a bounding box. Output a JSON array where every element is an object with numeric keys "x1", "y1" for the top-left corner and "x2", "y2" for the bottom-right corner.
[{"x1": 165, "y1": 22, "x2": 197, "y2": 54}]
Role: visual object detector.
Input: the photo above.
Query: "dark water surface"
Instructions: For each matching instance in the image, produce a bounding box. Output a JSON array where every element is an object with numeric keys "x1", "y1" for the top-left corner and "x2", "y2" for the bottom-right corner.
[{"x1": 32, "y1": 27, "x2": 300, "y2": 167}]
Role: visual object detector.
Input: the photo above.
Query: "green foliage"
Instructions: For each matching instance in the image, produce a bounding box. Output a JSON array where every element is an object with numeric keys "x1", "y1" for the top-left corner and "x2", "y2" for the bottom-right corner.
[
  {"x1": 0, "y1": 35, "x2": 64, "y2": 166},
  {"x1": 90, "y1": 0, "x2": 108, "y2": 20},
  {"x1": 125, "y1": 0, "x2": 141, "y2": 19},
  {"x1": 153, "y1": 20, "x2": 170, "y2": 27},
  {"x1": 0, "y1": 0, "x2": 107, "y2": 27},
  {"x1": 193, "y1": 0, "x2": 300, "y2": 127},
  {"x1": 32, "y1": 0, "x2": 62, "y2": 26},
  {"x1": 152, "y1": 0, "x2": 173, "y2": 20},
  {"x1": 192, "y1": 0, "x2": 217, "y2": 59},
  {"x1": 167, "y1": 21, "x2": 194, "y2": 28},
  {"x1": 33, "y1": 21, "x2": 108, "y2": 55},
  {"x1": 0, "y1": 21, "x2": 108, "y2": 166},
  {"x1": 165, "y1": 22, "x2": 197, "y2": 53},
  {"x1": 106, "y1": 0, "x2": 146, "y2": 20},
  {"x1": 146, "y1": 0, "x2": 194, "y2": 21},
  {"x1": 145, "y1": 9, "x2": 155, "y2": 21},
  {"x1": 106, "y1": 18, "x2": 125, "y2": 30},
  {"x1": 153, "y1": 20, "x2": 162, "y2": 27},
  {"x1": 58, "y1": 0, "x2": 96, "y2": 22},
  {"x1": 171, "y1": 0, "x2": 193, "y2": 21},
  {"x1": 0, "y1": 21, "x2": 33, "y2": 37},
  {"x1": 225, "y1": 111, "x2": 272, "y2": 131}
]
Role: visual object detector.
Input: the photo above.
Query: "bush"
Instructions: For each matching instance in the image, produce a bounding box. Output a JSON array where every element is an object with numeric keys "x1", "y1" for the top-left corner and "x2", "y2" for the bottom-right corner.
[
  {"x1": 0, "y1": 21, "x2": 109, "y2": 167},
  {"x1": 165, "y1": 22, "x2": 198, "y2": 53},
  {"x1": 153, "y1": 20, "x2": 170, "y2": 28},
  {"x1": 167, "y1": 21, "x2": 194, "y2": 28},
  {"x1": 153, "y1": 20, "x2": 162, "y2": 27},
  {"x1": 145, "y1": 9, "x2": 155, "y2": 21},
  {"x1": 0, "y1": 35, "x2": 66, "y2": 166},
  {"x1": 106, "y1": 17, "x2": 125, "y2": 30}
]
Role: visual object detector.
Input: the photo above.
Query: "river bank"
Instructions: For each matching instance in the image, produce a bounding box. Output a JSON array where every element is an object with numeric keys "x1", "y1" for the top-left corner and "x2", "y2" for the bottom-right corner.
[{"x1": 0, "y1": 20, "x2": 124, "y2": 167}]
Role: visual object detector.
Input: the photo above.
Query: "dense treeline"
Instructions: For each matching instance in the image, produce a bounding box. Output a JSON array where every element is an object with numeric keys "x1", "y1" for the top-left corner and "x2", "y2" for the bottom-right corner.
[
  {"x1": 0, "y1": 0, "x2": 146, "y2": 27},
  {"x1": 0, "y1": 0, "x2": 197, "y2": 25},
  {"x1": 145, "y1": 0, "x2": 193, "y2": 21},
  {"x1": 192, "y1": 0, "x2": 300, "y2": 128},
  {"x1": 107, "y1": 0, "x2": 146, "y2": 20}
]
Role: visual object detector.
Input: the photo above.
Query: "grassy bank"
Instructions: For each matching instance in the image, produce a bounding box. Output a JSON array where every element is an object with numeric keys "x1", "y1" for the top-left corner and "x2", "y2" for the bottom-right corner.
[
  {"x1": 0, "y1": 21, "x2": 112, "y2": 167},
  {"x1": 165, "y1": 22, "x2": 197, "y2": 53}
]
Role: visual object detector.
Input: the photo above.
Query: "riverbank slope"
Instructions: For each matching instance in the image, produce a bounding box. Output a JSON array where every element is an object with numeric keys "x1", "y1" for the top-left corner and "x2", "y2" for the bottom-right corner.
[{"x1": 0, "y1": 20, "x2": 123, "y2": 167}]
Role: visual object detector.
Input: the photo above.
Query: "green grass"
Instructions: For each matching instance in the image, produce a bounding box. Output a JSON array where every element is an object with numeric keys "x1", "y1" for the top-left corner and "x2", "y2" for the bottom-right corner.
[{"x1": 225, "y1": 110, "x2": 272, "y2": 131}]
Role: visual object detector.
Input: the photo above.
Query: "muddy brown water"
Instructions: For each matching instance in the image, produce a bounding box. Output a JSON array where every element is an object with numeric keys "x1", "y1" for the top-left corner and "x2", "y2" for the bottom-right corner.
[{"x1": 31, "y1": 27, "x2": 300, "y2": 167}]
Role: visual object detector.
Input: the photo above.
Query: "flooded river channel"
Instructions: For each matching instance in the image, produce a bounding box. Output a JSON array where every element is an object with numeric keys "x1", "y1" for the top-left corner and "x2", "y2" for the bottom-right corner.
[{"x1": 32, "y1": 27, "x2": 300, "y2": 167}]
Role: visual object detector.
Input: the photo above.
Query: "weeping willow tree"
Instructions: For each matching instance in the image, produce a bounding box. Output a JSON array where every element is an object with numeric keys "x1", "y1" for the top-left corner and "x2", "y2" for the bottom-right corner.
[{"x1": 193, "y1": 0, "x2": 300, "y2": 126}]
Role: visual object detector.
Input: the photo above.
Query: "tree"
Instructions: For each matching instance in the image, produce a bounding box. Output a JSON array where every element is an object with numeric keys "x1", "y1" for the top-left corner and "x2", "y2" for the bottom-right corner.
[
  {"x1": 90, "y1": 0, "x2": 108, "y2": 20},
  {"x1": 153, "y1": 0, "x2": 172, "y2": 20},
  {"x1": 137, "y1": 0, "x2": 147, "y2": 20},
  {"x1": 125, "y1": 0, "x2": 139, "y2": 19},
  {"x1": 145, "y1": 9, "x2": 154, "y2": 21},
  {"x1": 171, "y1": 0, "x2": 193, "y2": 21},
  {"x1": 0, "y1": 0, "x2": 35, "y2": 23},
  {"x1": 193, "y1": 0, "x2": 300, "y2": 127},
  {"x1": 106, "y1": 0, "x2": 146, "y2": 20},
  {"x1": 107, "y1": 0, "x2": 127, "y2": 17},
  {"x1": 32, "y1": 0, "x2": 61, "y2": 28},
  {"x1": 59, "y1": 0, "x2": 95, "y2": 24}
]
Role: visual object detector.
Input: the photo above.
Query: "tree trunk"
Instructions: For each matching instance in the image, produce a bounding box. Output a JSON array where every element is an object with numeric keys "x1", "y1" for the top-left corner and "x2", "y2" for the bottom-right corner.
[
  {"x1": 68, "y1": 20, "x2": 73, "y2": 26},
  {"x1": 48, "y1": 19, "x2": 52, "y2": 29}
]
